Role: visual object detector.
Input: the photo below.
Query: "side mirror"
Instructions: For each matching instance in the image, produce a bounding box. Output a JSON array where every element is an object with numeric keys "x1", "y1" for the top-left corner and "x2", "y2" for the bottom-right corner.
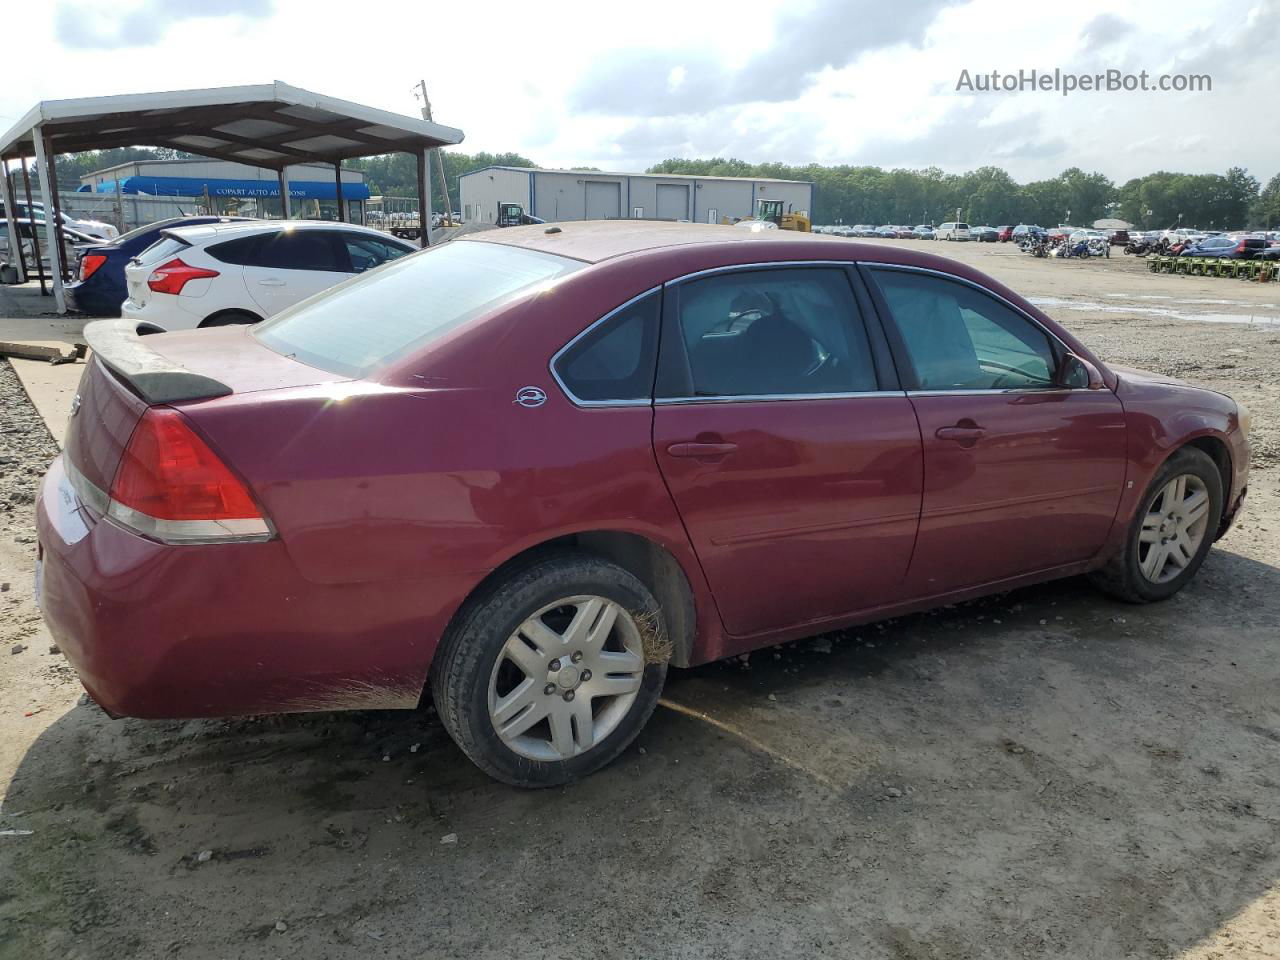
[{"x1": 1056, "y1": 352, "x2": 1105, "y2": 390}]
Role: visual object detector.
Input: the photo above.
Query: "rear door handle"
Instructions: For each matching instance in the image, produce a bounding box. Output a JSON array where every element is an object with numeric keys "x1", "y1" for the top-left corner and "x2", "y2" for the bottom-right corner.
[
  {"x1": 936, "y1": 426, "x2": 986, "y2": 443},
  {"x1": 667, "y1": 441, "x2": 738, "y2": 458},
  {"x1": 257, "y1": 278, "x2": 286, "y2": 287}
]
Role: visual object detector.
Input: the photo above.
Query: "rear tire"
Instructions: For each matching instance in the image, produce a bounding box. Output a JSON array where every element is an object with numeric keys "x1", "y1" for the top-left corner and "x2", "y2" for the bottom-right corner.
[
  {"x1": 431, "y1": 552, "x2": 667, "y2": 787},
  {"x1": 200, "y1": 310, "x2": 261, "y2": 328},
  {"x1": 1090, "y1": 447, "x2": 1223, "y2": 603}
]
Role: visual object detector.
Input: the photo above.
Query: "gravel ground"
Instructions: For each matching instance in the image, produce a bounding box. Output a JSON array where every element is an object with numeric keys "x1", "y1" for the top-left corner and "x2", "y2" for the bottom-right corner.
[{"x1": 1, "y1": 243, "x2": 1278, "y2": 960}]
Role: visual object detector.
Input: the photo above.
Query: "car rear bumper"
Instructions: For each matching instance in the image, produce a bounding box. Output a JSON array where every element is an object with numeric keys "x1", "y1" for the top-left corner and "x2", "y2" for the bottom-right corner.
[
  {"x1": 66, "y1": 280, "x2": 124, "y2": 318},
  {"x1": 36, "y1": 455, "x2": 470, "y2": 719}
]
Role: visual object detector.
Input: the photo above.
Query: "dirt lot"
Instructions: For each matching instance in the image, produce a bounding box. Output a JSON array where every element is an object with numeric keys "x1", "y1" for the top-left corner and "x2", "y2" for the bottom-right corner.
[{"x1": 1, "y1": 241, "x2": 1278, "y2": 960}]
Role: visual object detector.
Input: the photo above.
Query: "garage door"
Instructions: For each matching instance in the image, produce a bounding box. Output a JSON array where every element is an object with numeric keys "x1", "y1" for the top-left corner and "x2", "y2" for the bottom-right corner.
[
  {"x1": 656, "y1": 183, "x2": 689, "y2": 221},
  {"x1": 584, "y1": 181, "x2": 621, "y2": 220}
]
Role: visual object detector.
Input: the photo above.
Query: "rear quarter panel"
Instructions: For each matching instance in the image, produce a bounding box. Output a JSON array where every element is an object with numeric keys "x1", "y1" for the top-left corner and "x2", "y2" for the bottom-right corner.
[{"x1": 178, "y1": 265, "x2": 728, "y2": 674}]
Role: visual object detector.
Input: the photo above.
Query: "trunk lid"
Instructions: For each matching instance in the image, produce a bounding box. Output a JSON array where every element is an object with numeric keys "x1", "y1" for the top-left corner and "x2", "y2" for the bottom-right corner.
[{"x1": 65, "y1": 320, "x2": 350, "y2": 503}]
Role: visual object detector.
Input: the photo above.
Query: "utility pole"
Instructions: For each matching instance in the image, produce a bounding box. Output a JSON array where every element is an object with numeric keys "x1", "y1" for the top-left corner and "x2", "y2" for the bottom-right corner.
[{"x1": 413, "y1": 79, "x2": 454, "y2": 226}]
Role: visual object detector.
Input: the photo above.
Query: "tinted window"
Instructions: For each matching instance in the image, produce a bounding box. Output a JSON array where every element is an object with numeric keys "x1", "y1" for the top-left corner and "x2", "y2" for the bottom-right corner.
[
  {"x1": 872, "y1": 269, "x2": 1057, "y2": 390},
  {"x1": 554, "y1": 291, "x2": 659, "y2": 402},
  {"x1": 665, "y1": 268, "x2": 877, "y2": 398},
  {"x1": 343, "y1": 234, "x2": 412, "y2": 273},
  {"x1": 255, "y1": 241, "x2": 581, "y2": 377},
  {"x1": 253, "y1": 230, "x2": 342, "y2": 271},
  {"x1": 135, "y1": 235, "x2": 190, "y2": 265},
  {"x1": 206, "y1": 234, "x2": 262, "y2": 265}
]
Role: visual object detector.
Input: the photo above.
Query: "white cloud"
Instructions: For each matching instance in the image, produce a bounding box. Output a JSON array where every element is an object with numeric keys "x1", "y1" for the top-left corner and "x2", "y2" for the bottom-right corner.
[{"x1": 0, "y1": 0, "x2": 1275, "y2": 187}]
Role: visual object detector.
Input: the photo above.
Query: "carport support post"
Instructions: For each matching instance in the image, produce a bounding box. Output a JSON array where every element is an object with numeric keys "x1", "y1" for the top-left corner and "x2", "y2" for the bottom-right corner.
[
  {"x1": 32, "y1": 128, "x2": 65, "y2": 314},
  {"x1": 0, "y1": 160, "x2": 28, "y2": 283},
  {"x1": 277, "y1": 168, "x2": 291, "y2": 220},
  {"x1": 333, "y1": 162, "x2": 345, "y2": 222},
  {"x1": 416, "y1": 149, "x2": 433, "y2": 249},
  {"x1": 20, "y1": 160, "x2": 47, "y2": 295}
]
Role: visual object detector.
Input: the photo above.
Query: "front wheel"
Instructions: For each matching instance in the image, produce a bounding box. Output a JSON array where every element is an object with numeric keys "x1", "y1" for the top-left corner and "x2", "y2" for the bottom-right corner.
[
  {"x1": 431, "y1": 553, "x2": 668, "y2": 787},
  {"x1": 1090, "y1": 447, "x2": 1223, "y2": 603}
]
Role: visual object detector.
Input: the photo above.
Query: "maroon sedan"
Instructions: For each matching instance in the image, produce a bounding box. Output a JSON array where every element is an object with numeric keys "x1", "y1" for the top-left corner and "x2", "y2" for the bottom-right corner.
[{"x1": 37, "y1": 223, "x2": 1250, "y2": 787}]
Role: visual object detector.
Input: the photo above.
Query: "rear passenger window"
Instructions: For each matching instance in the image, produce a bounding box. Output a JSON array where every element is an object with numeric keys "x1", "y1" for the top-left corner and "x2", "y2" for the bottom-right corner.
[
  {"x1": 871, "y1": 269, "x2": 1057, "y2": 390},
  {"x1": 206, "y1": 235, "x2": 260, "y2": 265},
  {"x1": 554, "y1": 291, "x2": 660, "y2": 403},
  {"x1": 254, "y1": 231, "x2": 343, "y2": 271},
  {"x1": 662, "y1": 268, "x2": 877, "y2": 398}
]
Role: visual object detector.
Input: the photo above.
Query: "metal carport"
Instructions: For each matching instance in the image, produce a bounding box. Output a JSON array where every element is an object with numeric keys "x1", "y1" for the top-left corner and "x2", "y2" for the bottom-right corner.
[{"x1": 0, "y1": 81, "x2": 463, "y2": 313}]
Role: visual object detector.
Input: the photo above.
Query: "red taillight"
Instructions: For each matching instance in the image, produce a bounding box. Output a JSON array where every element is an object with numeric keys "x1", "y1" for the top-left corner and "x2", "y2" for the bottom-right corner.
[
  {"x1": 146, "y1": 258, "x2": 219, "y2": 296},
  {"x1": 79, "y1": 254, "x2": 107, "y2": 282},
  {"x1": 110, "y1": 409, "x2": 262, "y2": 522}
]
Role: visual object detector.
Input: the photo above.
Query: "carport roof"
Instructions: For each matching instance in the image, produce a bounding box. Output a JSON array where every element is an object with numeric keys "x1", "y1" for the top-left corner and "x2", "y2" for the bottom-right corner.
[{"x1": 0, "y1": 81, "x2": 464, "y2": 166}]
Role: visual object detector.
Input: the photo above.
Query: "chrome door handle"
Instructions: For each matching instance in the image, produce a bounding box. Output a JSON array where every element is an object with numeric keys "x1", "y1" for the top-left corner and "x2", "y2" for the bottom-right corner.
[
  {"x1": 936, "y1": 425, "x2": 986, "y2": 444},
  {"x1": 667, "y1": 441, "x2": 738, "y2": 458},
  {"x1": 257, "y1": 278, "x2": 286, "y2": 287}
]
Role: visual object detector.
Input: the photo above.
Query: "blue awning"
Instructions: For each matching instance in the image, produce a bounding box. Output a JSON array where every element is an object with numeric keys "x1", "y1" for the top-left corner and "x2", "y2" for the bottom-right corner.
[{"x1": 91, "y1": 175, "x2": 369, "y2": 201}]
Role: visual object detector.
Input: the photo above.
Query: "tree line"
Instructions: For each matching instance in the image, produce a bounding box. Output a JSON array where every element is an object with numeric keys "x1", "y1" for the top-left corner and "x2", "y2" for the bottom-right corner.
[
  {"x1": 648, "y1": 158, "x2": 1279, "y2": 230},
  {"x1": 36, "y1": 147, "x2": 1280, "y2": 231}
]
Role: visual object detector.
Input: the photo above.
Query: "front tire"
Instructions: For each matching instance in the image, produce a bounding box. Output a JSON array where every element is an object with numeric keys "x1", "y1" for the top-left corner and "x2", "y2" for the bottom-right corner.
[
  {"x1": 1090, "y1": 447, "x2": 1223, "y2": 603},
  {"x1": 431, "y1": 553, "x2": 667, "y2": 787}
]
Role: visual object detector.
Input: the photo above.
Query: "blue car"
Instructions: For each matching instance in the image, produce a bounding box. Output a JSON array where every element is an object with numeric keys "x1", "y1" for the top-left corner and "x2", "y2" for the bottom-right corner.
[{"x1": 66, "y1": 217, "x2": 250, "y2": 316}]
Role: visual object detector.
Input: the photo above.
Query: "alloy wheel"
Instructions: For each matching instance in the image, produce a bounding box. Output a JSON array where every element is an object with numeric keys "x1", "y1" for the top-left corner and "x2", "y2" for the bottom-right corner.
[
  {"x1": 1137, "y1": 473, "x2": 1211, "y2": 584},
  {"x1": 487, "y1": 596, "x2": 646, "y2": 762}
]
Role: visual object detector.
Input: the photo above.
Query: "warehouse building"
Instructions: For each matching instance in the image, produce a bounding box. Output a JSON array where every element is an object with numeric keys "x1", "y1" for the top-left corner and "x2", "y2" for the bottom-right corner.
[
  {"x1": 459, "y1": 166, "x2": 812, "y2": 226},
  {"x1": 79, "y1": 158, "x2": 370, "y2": 222}
]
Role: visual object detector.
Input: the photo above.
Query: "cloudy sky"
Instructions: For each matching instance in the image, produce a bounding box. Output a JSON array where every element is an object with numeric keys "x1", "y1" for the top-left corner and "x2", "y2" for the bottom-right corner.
[{"x1": 3, "y1": 0, "x2": 1275, "y2": 184}]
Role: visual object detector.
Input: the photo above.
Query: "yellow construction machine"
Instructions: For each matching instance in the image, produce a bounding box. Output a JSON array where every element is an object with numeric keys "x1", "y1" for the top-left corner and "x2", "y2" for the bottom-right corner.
[{"x1": 723, "y1": 198, "x2": 812, "y2": 232}]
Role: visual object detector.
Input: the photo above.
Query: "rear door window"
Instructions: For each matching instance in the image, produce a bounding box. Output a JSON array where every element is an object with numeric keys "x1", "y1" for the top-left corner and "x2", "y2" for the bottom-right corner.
[
  {"x1": 659, "y1": 267, "x2": 878, "y2": 398},
  {"x1": 253, "y1": 230, "x2": 345, "y2": 271}
]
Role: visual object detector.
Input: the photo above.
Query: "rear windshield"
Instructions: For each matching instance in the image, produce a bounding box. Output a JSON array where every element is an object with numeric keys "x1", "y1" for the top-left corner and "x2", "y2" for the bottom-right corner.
[
  {"x1": 134, "y1": 235, "x2": 190, "y2": 265},
  {"x1": 254, "y1": 240, "x2": 582, "y2": 377}
]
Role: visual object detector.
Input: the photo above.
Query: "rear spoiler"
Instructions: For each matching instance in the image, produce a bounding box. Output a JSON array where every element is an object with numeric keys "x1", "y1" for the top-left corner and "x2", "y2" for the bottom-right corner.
[{"x1": 83, "y1": 319, "x2": 232, "y2": 405}]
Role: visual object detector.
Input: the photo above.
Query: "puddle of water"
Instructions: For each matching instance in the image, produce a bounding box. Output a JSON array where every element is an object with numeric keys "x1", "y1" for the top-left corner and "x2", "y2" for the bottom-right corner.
[
  {"x1": 1027, "y1": 296, "x2": 1280, "y2": 326},
  {"x1": 1101, "y1": 293, "x2": 1280, "y2": 308}
]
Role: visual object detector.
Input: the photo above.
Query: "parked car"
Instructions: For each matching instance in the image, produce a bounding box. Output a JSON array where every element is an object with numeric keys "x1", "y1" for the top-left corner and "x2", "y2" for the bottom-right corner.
[
  {"x1": 0, "y1": 219, "x2": 101, "y2": 273},
  {"x1": 1177, "y1": 235, "x2": 1263, "y2": 259},
  {"x1": 914, "y1": 225, "x2": 935, "y2": 240},
  {"x1": 874, "y1": 226, "x2": 897, "y2": 237},
  {"x1": 970, "y1": 226, "x2": 999, "y2": 242},
  {"x1": 67, "y1": 217, "x2": 252, "y2": 317},
  {"x1": 936, "y1": 222, "x2": 971, "y2": 240},
  {"x1": 1108, "y1": 229, "x2": 1130, "y2": 246},
  {"x1": 120, "y1": 220, "x2": 417, "y2": 331},
  {"x1": 996, "y1": 225, "x2": 1014, "y2": 242},
  {"x1": 1255, "y1": 245, "x2": 1280, "y2": 261},
  {"x1": 1011, "y1": 224, "x2": 1046, "y2": 241},
  {"x1": 38, "y1": 222, "x2": 1250, "y2": 787},
  {"x1": 0, "y1": 200, "x2": 119, "y2": 241},
  {"x1": 1162, "y1": 227, "x2": 1206, "y2": 246}
]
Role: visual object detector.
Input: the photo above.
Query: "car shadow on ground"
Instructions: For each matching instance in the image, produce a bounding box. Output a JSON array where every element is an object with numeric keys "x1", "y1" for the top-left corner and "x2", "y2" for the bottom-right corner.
[{"x1": 2, "y1": 546, "x2": 1279, "y2": 960}]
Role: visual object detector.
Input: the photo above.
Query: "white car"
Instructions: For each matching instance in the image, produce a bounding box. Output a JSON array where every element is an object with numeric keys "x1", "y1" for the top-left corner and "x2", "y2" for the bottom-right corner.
[
  {"x1": 1162, "y1": 227, "x2": 1206, "y2": 245},
  {"x1": 0, "y1": 219, "x2": 102, "y2": 271},
  {"x1": 1, "y1": 200, "x2": 119, "y2": 241},
  {"x1": 936, "y1": 222, "x2": 971, "y2": 240},
  {"x1": 121, "y1": 221, "x2": 417, "y2": 331}
]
